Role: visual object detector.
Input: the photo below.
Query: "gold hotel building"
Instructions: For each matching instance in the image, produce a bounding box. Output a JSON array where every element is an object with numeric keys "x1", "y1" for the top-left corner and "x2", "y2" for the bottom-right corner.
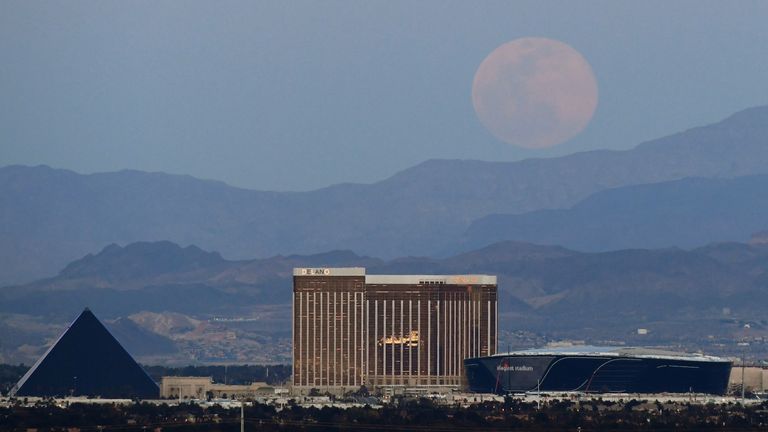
[{"x1": 292, "y1": 267, "x2": 497, "y2": 390}]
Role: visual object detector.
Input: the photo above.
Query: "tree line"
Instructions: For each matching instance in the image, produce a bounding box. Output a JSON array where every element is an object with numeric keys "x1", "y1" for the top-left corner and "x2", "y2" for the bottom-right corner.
[{"x1": 3, "y1": 397, "x2": 768, "y2": 431}]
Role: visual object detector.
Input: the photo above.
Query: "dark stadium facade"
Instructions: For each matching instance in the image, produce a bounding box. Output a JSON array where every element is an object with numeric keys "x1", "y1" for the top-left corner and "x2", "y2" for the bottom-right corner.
[{"x1": 465, "y1": 346, "x2": 732, "y2": 395}]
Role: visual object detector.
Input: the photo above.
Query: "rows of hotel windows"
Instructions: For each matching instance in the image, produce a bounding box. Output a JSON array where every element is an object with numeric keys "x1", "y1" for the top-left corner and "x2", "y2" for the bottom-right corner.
[
  {"x1": 293, "y1": 278, "x2": 496, "y2": 388},
  {"x1": 366, "y1": 290, "x2": 496, "y2": 387},
  {"x1": 293, "y1": 279, "x2": 365, "y2": 387}
]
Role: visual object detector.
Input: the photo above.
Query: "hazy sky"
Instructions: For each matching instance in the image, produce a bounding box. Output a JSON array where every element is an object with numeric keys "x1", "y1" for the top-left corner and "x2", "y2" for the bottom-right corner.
[{"x1": 2, "y1": 1, "x2": 767, "y2": 191}]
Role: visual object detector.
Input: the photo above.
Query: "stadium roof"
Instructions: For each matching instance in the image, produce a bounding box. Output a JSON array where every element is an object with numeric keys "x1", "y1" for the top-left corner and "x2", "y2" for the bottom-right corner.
[{"x1": 490, "y1": 345, "x2": 727, "y2": 363}]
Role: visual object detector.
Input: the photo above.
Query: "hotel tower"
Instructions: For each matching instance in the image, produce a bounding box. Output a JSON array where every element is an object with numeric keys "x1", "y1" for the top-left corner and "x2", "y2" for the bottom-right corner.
[{"x1": 292, "y1": 267, "x2": 497, "y2": 391}]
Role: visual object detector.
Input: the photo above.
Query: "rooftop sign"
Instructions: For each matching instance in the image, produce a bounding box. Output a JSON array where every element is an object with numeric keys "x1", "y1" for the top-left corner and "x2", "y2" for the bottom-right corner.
[{"x1": 293, "y1": 267, "x2": 366, "y2": 277}]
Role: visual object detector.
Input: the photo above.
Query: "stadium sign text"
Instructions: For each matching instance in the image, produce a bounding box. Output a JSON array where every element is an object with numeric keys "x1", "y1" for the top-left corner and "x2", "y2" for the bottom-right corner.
[{"x1": 496, "y1": 365, "x2": 534, "y2": 372}]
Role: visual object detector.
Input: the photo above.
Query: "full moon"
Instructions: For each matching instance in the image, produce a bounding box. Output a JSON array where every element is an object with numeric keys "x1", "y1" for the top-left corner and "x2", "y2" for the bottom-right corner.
[{"x1": 472, "y1": 37, "x2": 598, "y2": 149}]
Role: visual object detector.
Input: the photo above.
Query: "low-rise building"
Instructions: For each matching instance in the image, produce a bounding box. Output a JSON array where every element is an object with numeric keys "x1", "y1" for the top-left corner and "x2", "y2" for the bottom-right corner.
[
  {"x1": 728, "y1": 366, "x2": 768, "y2": 393},
  {"x1": 160, "y1": 376, "x2": 274, "y2": 399}
]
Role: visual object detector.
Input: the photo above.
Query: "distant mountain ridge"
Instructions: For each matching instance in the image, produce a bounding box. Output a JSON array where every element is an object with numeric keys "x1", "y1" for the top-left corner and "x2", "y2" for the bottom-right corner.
[
  {"x1": 3, "y1": 106, "x2": 768, "y2": 284},
  {"x1": 463, "y1": 174, "x2": 768, "y2": 252},
  {"x1": 60, "y1": 241, "x2": 226, "y2": 282},
  {"x1": 3, "y1": 239, "x2": 768, "y2": 363},
  {"x1": 4, "y1": 239, "x2": 768, "y2": 323}
]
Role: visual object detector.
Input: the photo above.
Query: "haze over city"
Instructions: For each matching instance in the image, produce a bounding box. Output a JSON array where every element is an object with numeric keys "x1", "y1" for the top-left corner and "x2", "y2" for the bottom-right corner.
[{"x1": 3, "y1": 1, "x2": 768, "y2": 429}]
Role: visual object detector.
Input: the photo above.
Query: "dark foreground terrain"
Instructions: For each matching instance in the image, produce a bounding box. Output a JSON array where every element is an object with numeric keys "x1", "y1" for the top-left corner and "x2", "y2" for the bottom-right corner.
[{"x1": 2, "y1": 398, "x2": 768, "y2": 431}]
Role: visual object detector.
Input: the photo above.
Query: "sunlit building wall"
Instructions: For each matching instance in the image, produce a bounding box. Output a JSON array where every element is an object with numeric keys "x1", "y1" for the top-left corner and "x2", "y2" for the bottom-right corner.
[
  {"x1": 293, "y1": 268, "x2": 367, "y2": 388},
  {"x1": 292, "y1": 268, "x2": 497, "y2": 390}
]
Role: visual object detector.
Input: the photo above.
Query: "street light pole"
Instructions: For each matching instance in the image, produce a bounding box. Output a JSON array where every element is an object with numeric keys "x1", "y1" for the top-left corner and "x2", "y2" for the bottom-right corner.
[
  {"x1": 741, "y1": 323, "x2": 750, "y2": 403},
  {"x1": 742, "y1": 349, "x2": 746, "y2": 403},
  {"x1": 537, "y1": 378, "x2": 541, "y2": 410}
]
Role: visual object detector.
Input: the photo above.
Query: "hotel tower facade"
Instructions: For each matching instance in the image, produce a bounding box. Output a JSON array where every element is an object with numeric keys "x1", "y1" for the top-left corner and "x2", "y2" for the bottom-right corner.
[{"x1": 292, "y1": 267, "x2": 497, "y2": 391}]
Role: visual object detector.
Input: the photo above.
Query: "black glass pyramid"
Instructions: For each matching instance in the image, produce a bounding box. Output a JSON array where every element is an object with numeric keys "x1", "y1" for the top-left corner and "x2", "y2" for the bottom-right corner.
[{"x1": 11, "y1": 308, "x2": 159, "y2": 398}]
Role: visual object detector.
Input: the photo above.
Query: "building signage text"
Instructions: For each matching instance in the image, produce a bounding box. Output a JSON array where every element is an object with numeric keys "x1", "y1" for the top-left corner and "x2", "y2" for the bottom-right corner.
[
  {"x1": 496, "y1": 364, "x2": 534, "y2": 372},
  {"x1": 300, "y1": 268, "x2": 331, "y2": 276}
]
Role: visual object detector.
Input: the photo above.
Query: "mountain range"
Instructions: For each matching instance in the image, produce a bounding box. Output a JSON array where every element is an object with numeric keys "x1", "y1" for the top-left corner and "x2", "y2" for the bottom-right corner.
[
  {"x1": 3, "y1": 106, "x2": 768, "y2": 285},
  {"x1": 2, "y1": 239, "x2": 767, "y2": 364},
  {"x1": 463, "y1": 174, "x2": 768, "y2": 252}
]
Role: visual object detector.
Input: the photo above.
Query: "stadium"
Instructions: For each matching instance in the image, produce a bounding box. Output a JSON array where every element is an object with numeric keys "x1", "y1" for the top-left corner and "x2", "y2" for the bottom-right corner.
[{"x1": 464, "y1": 346, "x2": 732, "y2": 395}]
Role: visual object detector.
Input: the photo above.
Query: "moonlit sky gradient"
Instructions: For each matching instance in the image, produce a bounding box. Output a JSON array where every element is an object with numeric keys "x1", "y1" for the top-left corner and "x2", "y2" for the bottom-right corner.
[{"x1": 1, "y1": 1, "x2": 767, "y2": 191}]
